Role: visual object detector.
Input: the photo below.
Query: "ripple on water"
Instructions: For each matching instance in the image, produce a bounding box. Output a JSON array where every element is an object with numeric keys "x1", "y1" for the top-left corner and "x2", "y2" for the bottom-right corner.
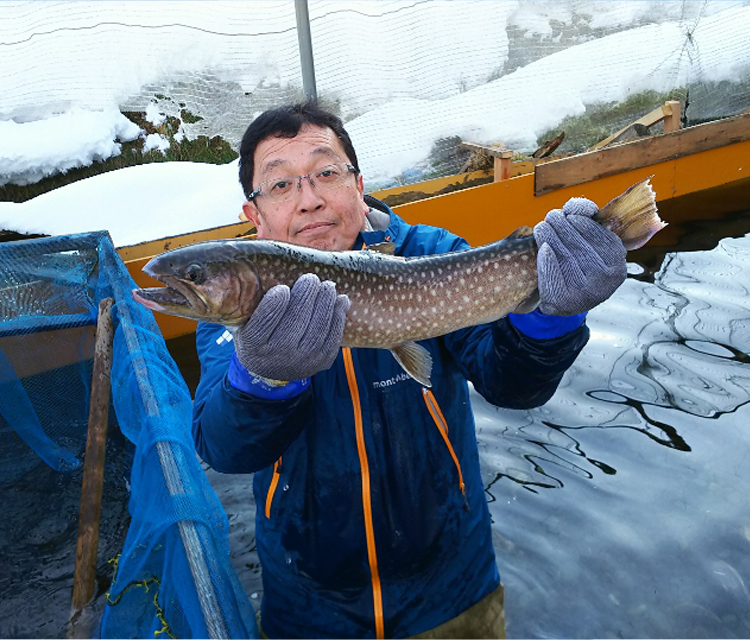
[{"x1": 476, "y1": 232, "x2": 750, "y2": 638}]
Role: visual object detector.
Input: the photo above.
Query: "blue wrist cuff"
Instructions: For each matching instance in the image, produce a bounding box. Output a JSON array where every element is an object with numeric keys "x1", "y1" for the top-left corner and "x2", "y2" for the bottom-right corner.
[
  {"x1": 227, "y1": 352, "x2": 310, "y2": 399},
  {"x1": 508, "y1": 308, "x2": 586, "y2": 339}
]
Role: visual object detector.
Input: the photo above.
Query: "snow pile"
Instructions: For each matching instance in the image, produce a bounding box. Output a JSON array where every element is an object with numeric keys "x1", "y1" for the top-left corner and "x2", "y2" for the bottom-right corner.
[{"x1": 0, "y1": 108, "x2": 141, "y2": 186}]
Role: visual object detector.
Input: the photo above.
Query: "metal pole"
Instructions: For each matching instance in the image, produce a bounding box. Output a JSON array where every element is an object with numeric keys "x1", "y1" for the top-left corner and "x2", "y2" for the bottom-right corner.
[
  {"x1": 295, "y1": 0, "x2": 317, "y2": 101},
  {"x1": 99, "y1": 239, "x2": 233, "y2": 638}
]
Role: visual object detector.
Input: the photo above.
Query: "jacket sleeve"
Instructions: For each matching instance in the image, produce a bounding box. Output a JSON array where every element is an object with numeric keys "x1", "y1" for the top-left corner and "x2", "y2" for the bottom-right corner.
[
  {"x1": 443, "y1": 318, "x2": 589, "y2": 409},
  {"x1": 426, "y1": 226, "x2": 590, "y2": 409},
  {"x1": 192, "y1": 322, "x2": 313, "y2": 473}
]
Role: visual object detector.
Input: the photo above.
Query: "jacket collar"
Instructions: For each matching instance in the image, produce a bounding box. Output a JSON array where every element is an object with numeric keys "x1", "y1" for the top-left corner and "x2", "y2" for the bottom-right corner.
[{"x1": 359, "y1": 195, "x2": 409, "y2": 251}]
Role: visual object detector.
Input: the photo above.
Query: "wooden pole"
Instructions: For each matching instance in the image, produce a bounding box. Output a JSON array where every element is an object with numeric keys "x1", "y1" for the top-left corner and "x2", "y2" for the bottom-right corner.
[
  {"x1": 662, "y1": 100, "x2": 681, "y2": 133},
  {"x1": 72, "y1": 297, "x2": 115, "y2": 611},
  {"x1": 494, "y1": 151, "x2": 513, "y2": 182}
]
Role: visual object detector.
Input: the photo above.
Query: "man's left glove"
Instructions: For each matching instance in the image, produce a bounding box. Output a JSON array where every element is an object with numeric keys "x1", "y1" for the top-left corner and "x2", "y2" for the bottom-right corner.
[{"x1": 534, "y1": 197, "x2": 627, "y2": 316}]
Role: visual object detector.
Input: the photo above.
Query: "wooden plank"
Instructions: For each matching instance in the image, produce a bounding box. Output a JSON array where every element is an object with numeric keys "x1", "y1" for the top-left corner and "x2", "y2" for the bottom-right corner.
[
  {"x1": 460, "y1": 141, "x2": 511, "y2": 158},
  {"x1": 395, "y1": 137, "x2": 750, "y2": 248},
  {"x1": 590, "y1": 101, "x2": 680, "y2": 150},
  {"x1": 535, "y1": 112, "x2": 750, "y2": 195}
]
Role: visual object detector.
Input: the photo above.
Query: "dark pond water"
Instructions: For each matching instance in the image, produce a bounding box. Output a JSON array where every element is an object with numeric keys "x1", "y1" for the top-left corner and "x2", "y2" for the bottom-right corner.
[
  {"x1": 205, "y1": 206, "x2": 750, "y2": 638},
  {"x1": 0, "y1": 430, "x2": 132, "y2": 639}
]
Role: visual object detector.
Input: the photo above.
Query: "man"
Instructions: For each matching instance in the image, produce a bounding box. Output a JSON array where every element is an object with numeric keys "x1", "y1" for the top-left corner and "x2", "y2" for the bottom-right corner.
[{"x1": 192, "y1": 102, "x2": 626, "y2": 638}]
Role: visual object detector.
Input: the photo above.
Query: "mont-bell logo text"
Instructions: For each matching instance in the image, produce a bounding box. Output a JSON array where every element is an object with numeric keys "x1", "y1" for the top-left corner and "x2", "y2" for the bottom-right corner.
[{"x1": 372, "y1": 372, "x2": 411, "y2": 389}]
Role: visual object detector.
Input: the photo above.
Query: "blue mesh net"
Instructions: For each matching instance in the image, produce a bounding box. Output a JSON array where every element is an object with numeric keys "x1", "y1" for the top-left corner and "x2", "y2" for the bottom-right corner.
[{"x1": 0, "y1": 231, "x2": 258, "y2": 638}]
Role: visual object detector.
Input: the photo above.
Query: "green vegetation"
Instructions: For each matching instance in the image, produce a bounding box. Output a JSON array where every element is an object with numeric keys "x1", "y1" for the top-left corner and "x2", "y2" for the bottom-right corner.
[
  {"x1": 0, "y1": 102, "x2": 238, "y2": 204},
  {"x1": 536, "y1": 89, "x2": 686, "y2": 154}
]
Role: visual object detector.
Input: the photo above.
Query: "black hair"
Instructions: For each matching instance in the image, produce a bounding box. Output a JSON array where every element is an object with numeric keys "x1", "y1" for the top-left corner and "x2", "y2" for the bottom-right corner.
[{"x1": 238, "y1": 101, "x2": 359, "y2": 199}]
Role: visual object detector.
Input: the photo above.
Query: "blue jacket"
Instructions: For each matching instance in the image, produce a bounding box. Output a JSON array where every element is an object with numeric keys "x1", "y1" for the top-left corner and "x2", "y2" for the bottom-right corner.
[{"x1": 192, "y1": 198, "x2": 589, "y2": 638}]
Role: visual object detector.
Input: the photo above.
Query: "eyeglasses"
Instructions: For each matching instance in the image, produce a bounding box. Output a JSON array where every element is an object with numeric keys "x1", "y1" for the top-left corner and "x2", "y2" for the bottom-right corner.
[{"x1": 249, "y1": 162, "x2": 358, "y2": 203}]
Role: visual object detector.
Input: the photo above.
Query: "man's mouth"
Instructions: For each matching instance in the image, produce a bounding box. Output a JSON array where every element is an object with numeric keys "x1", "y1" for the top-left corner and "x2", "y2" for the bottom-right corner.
[{"x1": 297, "y1": 221, "x2": 334, "y2": 234}]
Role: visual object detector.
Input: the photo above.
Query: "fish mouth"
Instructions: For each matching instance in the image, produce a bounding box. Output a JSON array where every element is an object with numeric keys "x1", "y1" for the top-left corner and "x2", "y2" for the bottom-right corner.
[{"x1": 132, "y1": 275, "x2": 210, "y2": 317}]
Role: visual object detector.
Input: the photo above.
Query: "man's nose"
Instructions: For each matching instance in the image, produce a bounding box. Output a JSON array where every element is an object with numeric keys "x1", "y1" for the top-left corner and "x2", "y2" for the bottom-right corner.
[{"x1": 296, "y1": 174, "x2": 324, "y2": 210}]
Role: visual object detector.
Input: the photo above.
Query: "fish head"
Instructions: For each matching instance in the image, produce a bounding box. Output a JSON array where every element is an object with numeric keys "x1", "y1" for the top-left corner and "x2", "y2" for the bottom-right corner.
[{"x1": 132, "y1": 242, "x2": 263, "y2": 326}]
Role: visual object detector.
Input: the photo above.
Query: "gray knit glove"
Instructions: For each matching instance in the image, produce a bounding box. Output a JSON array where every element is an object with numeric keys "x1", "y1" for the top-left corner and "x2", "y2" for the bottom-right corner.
[
  {"x1": 234, "y1": 273, "x2": 350, "y2": 382},
  {"x1": 534, "y1": 197, "x2": 627, "y2": 316}
]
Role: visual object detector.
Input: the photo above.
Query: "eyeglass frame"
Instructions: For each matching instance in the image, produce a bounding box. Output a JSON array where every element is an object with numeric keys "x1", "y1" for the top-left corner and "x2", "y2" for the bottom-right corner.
[{"x1": 248, "y1": 162, "x2": 359, "y2": 202}]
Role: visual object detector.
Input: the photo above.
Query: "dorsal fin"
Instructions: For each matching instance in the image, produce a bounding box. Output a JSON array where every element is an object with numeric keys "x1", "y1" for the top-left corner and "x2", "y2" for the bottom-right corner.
[
  {"x1": 504, "y1": 225, "x2": 534, "y2": 240},
  {"x1": 366, "y1": 241, "x2": 397, "y2": 255}
]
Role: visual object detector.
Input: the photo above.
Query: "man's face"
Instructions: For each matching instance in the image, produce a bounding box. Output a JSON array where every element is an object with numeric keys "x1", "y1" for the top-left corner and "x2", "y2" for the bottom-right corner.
[{"x1": 242, "y1": 124, "x2": 369, "y2": 251}]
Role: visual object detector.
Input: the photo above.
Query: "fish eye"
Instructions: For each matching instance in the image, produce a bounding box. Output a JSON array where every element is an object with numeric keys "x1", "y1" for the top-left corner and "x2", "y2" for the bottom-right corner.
[{"x1": 185, "y1": 263, "x2": 203, "y2": 282}]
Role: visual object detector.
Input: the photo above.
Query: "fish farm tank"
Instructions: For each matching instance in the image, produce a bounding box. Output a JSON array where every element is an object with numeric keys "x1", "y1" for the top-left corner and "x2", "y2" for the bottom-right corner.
[{"x1": 0, "y1": 232, "x2": 258, "y2": 638}]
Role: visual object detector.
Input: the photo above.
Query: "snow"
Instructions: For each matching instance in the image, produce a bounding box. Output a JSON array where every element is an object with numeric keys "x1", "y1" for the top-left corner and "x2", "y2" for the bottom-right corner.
[
  {"x1": 0, "y1": 161, "x2": 246, "y2": 247},
  {"x1": 1, "y1": 1, "x2": 749, "y2": 248},
  {"x1": 0, "y1": 108, "x2": 141, "y2": 186}
]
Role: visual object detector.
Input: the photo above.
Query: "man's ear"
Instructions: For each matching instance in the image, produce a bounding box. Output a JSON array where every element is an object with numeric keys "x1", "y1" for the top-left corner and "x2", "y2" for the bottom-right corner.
[{"x1": 242, "y1": 201, "x2": 261, "y2": 227}]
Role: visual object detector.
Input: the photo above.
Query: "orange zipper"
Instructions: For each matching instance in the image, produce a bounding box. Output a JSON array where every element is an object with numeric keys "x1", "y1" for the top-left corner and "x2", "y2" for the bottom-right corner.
[
  {"x1": 264, "y1": 457, "x2": 282, "y2": 519},
  {"x1": 343, "y1": 347, "x2": 385, "y2": 639},
  {"x1": 422, "y1": 388, "x2": 467, "y2": 506}
]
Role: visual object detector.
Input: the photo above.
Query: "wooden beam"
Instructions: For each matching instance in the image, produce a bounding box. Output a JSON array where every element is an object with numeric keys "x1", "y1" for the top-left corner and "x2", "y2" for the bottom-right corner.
[{"x1": 536, "y1": 112, "x2": 750, "y2": 195}]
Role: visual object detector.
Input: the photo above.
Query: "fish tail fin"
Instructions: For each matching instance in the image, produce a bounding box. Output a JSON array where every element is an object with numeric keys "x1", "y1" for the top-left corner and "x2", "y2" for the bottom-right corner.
[{"x1": 594, "y1": 177, "x2": 667, "y2": 250}]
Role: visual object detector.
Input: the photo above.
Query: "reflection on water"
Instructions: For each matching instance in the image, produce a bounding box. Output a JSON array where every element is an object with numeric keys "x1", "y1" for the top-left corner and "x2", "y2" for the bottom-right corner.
[{"x1": 206, "y1": 211, "x2": 750, "y2": 638}]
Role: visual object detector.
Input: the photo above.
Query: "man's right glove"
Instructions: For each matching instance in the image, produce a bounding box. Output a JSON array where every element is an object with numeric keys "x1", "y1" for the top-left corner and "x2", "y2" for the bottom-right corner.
[{"x1": 233, "y1": 273, "x2": 350, "y2": 383}]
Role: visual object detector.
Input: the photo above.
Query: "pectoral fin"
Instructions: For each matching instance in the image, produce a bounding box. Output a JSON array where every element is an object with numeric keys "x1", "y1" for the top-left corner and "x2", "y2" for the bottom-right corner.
[
  {"x1": 512, "y1": 288, "x2": 540, "y2": 314},
  {"x1": 390, "y1": 341, "x2": 433, "y2": 387}
]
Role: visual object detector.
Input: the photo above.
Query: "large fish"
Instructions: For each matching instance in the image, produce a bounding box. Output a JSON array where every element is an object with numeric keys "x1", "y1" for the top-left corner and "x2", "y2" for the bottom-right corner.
[{"x1": 133, "y1": 178, "x2": 665, "y2": 386}]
